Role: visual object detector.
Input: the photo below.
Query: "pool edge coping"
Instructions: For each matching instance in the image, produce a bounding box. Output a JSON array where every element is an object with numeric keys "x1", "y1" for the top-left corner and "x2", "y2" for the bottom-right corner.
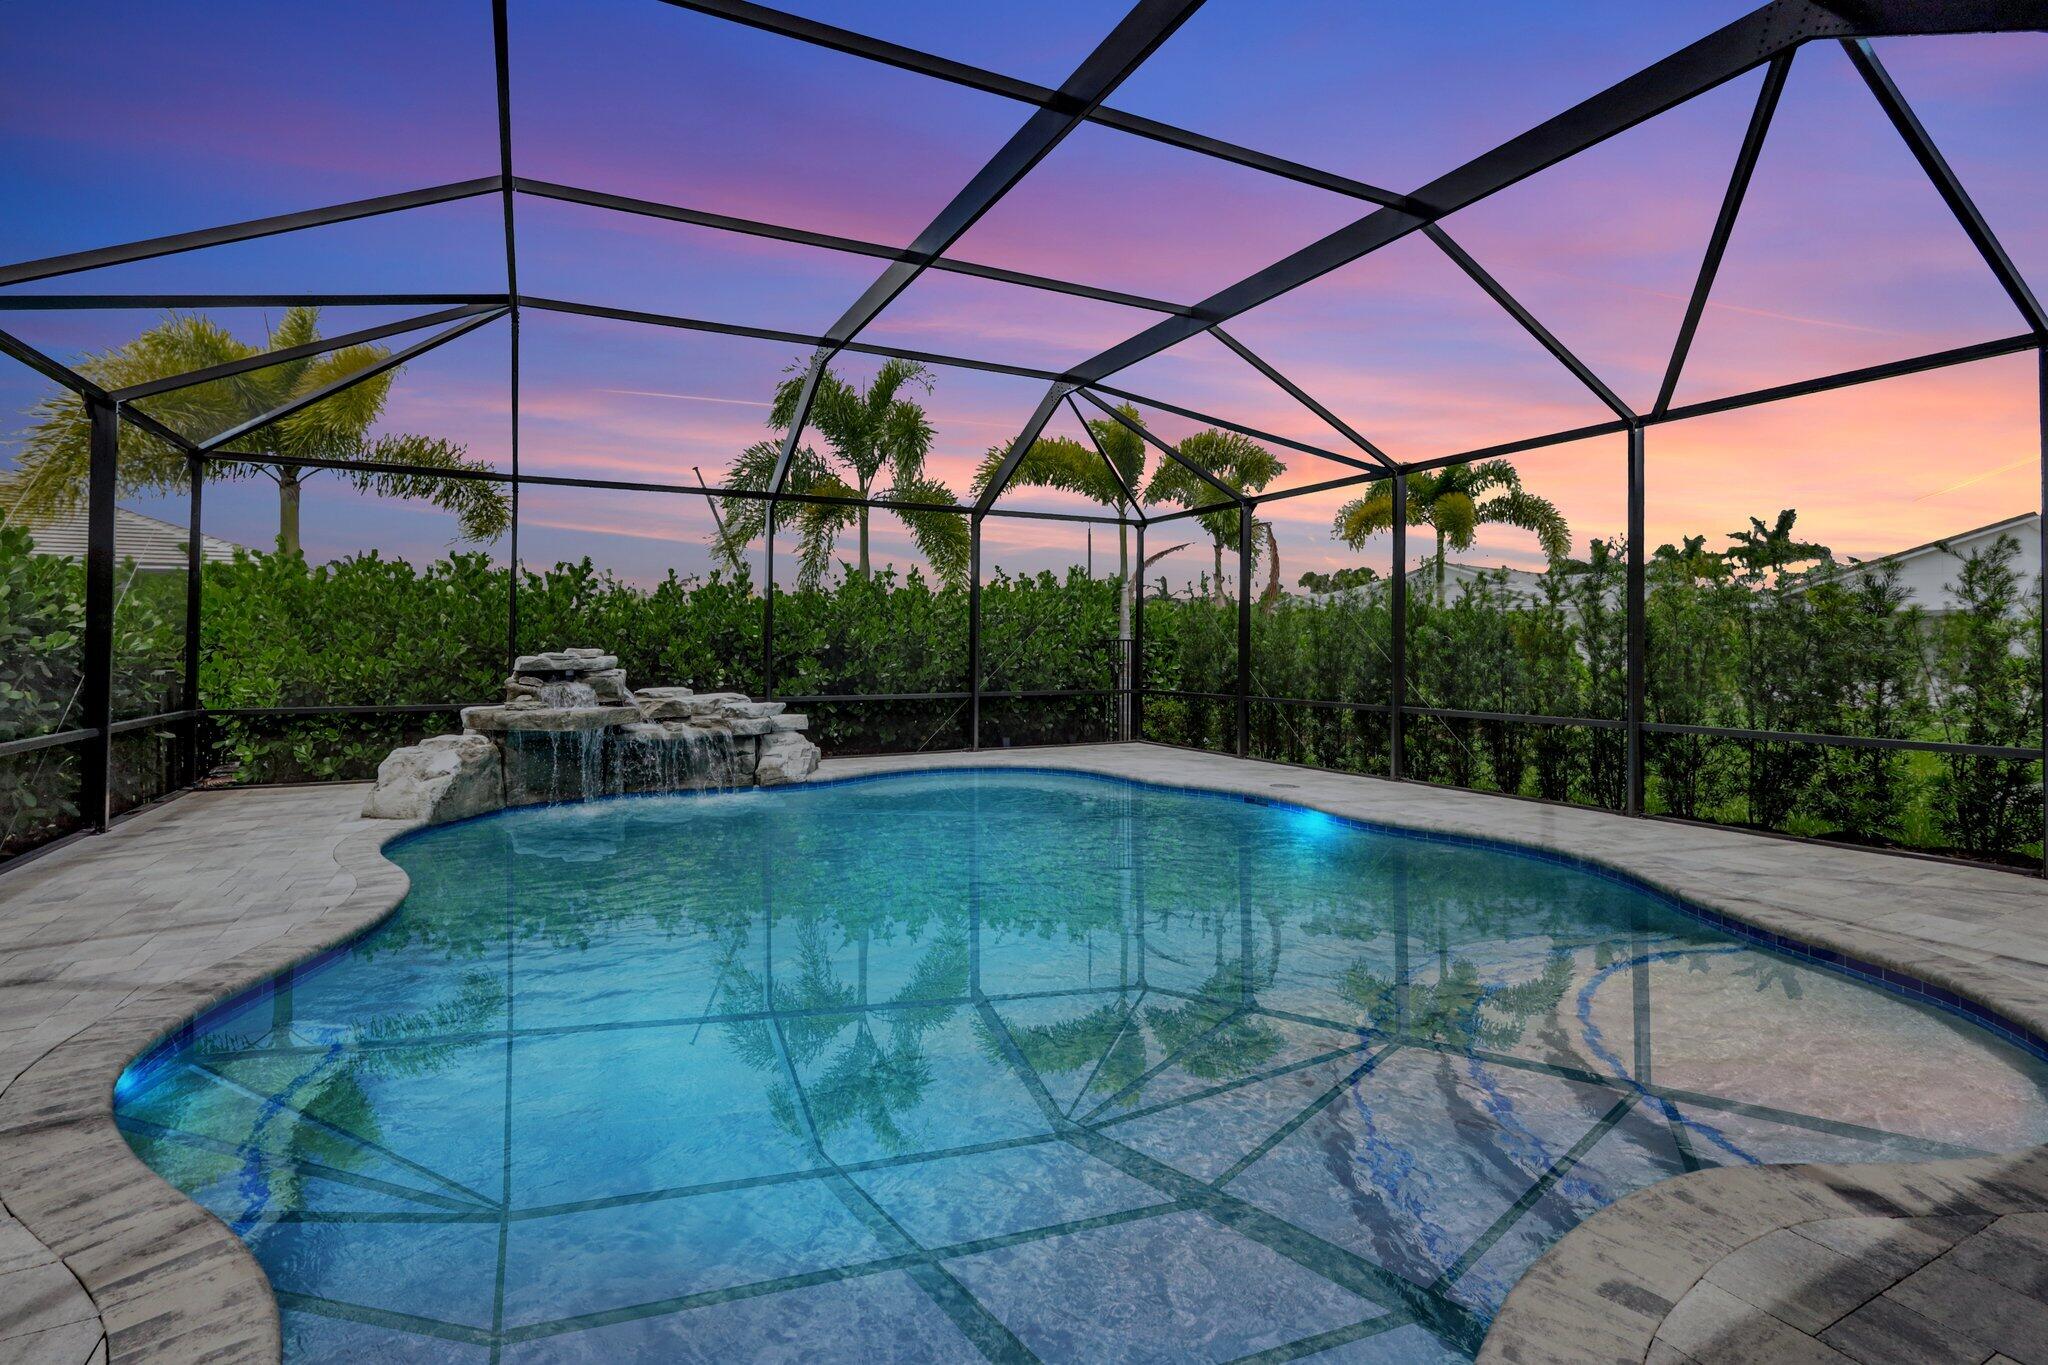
[
  {"x1": 0, "y1": 803, "x2": 425, "y2": 1364},
  {"x1": 3, "y1": 746, "x2": 2045, "y2": 1362}
]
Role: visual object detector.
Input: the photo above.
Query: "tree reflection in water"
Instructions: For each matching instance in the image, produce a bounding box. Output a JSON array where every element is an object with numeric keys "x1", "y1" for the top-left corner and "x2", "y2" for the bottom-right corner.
[{"x1": 112, "y1": 774, "x2": 2048, "y2": 1363}]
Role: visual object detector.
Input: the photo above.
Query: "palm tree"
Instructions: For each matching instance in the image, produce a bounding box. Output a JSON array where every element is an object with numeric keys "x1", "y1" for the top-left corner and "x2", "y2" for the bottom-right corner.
[
  {"x1": 970, "y1": 401, "x2": 1146, "y2": 636},
  {"x1": 10, "y1": 309, "x2": 507, "y2": 557},
  {"x1": 713, "y1": 359, "x2": 967, "y2": 589},
  {"x1": 1333, "y1": 459, "x2": 1568, "y2": 592},
  {"x1": 1725, "y1": 509, "x2": 1830, "y2": 582},
  {"x1": 1142, "y1": 428, "x2": 1286, "y2": 602},
  {"x1": 1341, "y1": 951, "x2": 1573, "y2": 1051}
]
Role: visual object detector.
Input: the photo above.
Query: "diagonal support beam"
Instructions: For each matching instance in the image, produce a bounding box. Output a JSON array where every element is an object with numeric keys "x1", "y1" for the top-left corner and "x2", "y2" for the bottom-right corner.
[
  {"x1": 1656, "y1": 52, "x2": 1792, "y2": 415},
  {"x1": 1087, "y1": 383, "x2": 1373, "y2": 468},
  {"x1": 1065, "y1": 0, "x2": 2048, "y2": 389},
  {"x1": 0, "y1": 325, "x2": 204, "y2": 454},
  {"x1": 197, "y1": 308, "x2": 506, "y2": 452},
  {"x1": 975, "y1": 383, "x2": 1073, "y2": 515},
  {"x1": 0, "y1": 178, "x2": 503, "y2": 289},
  {"x1": 108, "y1": 304, "x2": 504, "y2": 403},
  {"x1": 1079, "y1": 388, "x2": 1242, "y2": 507},
  {"x1": 655, "y1": 0, "x2": 1408, "y2": 209},
  {"x1": 820, "y1": 0, "x2": 1205, "y2": 351},
  {"x1": 0, "y1": 326, "x2": 109, "y2": 403},
  {"x1": 1206, "y1": 327, "x2": 1396, "y2": 469},
  {"x1": 1424, "y1": 225, "x2": 1634, "y2": 421},
  {"x1": 1065, "y1": 391, "x2": 1147, "y2": 522},
  {"x1": 1841, "y1": 37, "x2": 2048, "y2": 336},
  {"x1": 768, "y1": 352, "x2": 829, "y2": 495}
]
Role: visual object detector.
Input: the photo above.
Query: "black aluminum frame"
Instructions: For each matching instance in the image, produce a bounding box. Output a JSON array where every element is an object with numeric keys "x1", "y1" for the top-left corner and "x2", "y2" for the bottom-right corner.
[{"x1": 0, "y1": 0, "x2": 2041, "y2": 874}]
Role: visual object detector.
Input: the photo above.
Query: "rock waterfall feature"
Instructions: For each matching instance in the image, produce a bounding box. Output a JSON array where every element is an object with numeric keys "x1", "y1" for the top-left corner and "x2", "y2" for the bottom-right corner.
[{"x1": 362, "y1": 648, "x2": 820, "y2": 824}]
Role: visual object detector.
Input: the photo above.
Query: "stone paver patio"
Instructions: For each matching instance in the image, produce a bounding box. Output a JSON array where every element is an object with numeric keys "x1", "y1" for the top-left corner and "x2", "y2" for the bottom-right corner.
[{"x1": 0, "y1": 744, "x2": 2045, "y2": 1362}]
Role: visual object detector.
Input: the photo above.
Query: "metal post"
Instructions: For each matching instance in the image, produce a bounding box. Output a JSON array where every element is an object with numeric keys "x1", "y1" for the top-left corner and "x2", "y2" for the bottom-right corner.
[
  {"x1": 184, "y1": 451, "x2": 203, "y2": 787},
  {"x1": 2038, "y1": 348, "x2": 2046, "y2": 876},
  {"x1": 505, "y1": 383, "x2": 520, "y2": 668},
  {"x1": 82, "y1": 398, "x2": 118, "y2": 830},
  {"x1": 1390, "y1": 474, "x2": 1407, "y2": 780},
  {"x1": 1237, "y1": 500, "x2": 1252, "y2": 758},
  {"x1": 506, "y1": 375, "x2": 520, "y2": 668},
  {"x1": 493, "y1": 1, "x2": 522, "y2": 673},
  {"x1": 1132, "y1": 519, "x2": 1145, "y2": 742},
  {"x1": 969, "y1": 515, "x2": 982, "y2": 750},
  {"x1": 763, "y1": 502, "x2": 776, "y2": 700},
  {"x1": 1626, "y1": 421, "x2": 1647, "y2": 815}
]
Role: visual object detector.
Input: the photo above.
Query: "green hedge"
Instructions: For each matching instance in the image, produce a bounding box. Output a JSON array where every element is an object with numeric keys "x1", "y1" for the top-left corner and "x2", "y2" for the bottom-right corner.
[
  {"x1": 1, "y1": 527, "x2": 2040, "y2": 867},
  {"x1": 1, "y1": 524, "x2": 187, "y2": 857}
]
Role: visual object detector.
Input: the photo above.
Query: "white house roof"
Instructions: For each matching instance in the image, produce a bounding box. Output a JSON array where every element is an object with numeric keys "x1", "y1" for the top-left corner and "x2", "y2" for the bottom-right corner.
[
  {"x1": 0, "y1": 489, "x2": 250, "y2": 572},
  {"x1": 1802, "y1": 511, "x2": 2039, "y2": 614},
  {"x1": 1830, "y1": 511, "x2": 2038, "y2": 573}
]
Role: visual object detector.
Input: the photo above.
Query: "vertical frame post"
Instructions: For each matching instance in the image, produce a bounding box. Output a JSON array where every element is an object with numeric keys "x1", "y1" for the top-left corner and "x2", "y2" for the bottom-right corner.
[
  {"x1": 969, "y1": 515, "x2": 982, "y2": 750},
  {"x1": 505, "y1": 356, "x2": 520, "y2": 671},
  {"x1": 1237, "y1": 500, "x2": 1252, "y2": 758},
  {"x1": 184, "y1": 450, "x2": 203, "y2": 786},
  {"x1": 2038, "y1": 348, "x2": 2046, "y2": 876},
  {"x1": 491, "y1": 0, "x2": 522, "y2": 673},
  {"x1": 1390, "y1": 474, "x2": 1407, "y2": 780},
  {"x1": 82, "y1": 398, "x2": 118, "y2": 830},
  {"x1": 1626, "y1": 421, "x2": 1647, "y2": 816},
  {"x1": 762, "y1": 503, "x2": 776, "y2": 699},
  {"x1": 1132, "y1": 519, "x2": 1146, "y2": 743}
]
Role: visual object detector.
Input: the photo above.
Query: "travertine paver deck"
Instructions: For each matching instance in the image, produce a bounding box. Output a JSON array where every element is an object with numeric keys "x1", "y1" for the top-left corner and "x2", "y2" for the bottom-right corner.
[{"x1": 0, "y1": 743, "x2": 2043, "y2": 1362}]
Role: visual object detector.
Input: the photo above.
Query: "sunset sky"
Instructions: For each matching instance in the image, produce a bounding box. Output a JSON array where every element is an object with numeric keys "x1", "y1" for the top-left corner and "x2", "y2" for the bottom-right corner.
[{"x1": 0, "y1": 2, "x2": 2039, "y2": 593}]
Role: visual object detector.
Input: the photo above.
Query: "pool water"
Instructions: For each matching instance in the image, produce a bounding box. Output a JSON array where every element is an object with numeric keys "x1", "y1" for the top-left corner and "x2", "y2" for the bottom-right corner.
[{"x1": 116, "y1": 770, "x2": 2048, "y2": 1362}]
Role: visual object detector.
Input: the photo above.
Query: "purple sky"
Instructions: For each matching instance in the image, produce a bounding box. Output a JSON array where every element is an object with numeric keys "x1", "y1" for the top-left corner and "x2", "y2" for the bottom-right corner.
[{"x1": 0, "y1": 4, "x2": 2040, "y2": 593}]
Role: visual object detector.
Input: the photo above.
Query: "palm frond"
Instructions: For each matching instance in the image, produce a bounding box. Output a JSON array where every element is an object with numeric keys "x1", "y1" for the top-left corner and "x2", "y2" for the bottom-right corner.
[
  {"x1": 863, "y1": 358, "x2": 933, "y2": 422},
  {"x1": 877, "y1": 394, "x2": 935, "y2": 487},
  {"x1": 348, "y1": 434, "x2": 511, "y2": 543},
  {"x1": 765, "y1": 359, "x2": 820, "y2": 430},
  {"x1": 1178, "y1": 429, "x2": 1285, "y2": 497},
  {"x1": 9, "y1": 313, "x2": 262, "y2": 518},
  {"x1": 711, "y1": 439, "x2": 782, "y2": 566},
  {"x1": 1087, "y1": 404, "x2": 1147, "y2": 492},
  {"x1": 1466, "y1": 458, "x2": 1526, "y2": 495},
  {"x1": 972, "y1": 435, "x2": 1121, "y2": 509},
  {"x1": 272, "y1": 345, "x2": 396, "y2": 458},
  {"x1": 1476, "y1": 489, "x2": 1571, "y2": 561},
  {"x1": 789, "y1": 471, "x2": 860, "y2": 590},
  {"x1": 1432, "y1": 490, "x2": 1479, "y2": 551},
  {"x1": 884, "y1": 473, "x2": 969, "y2": 585},
  {"x1": 800, "y1": 370, "x2": 867, "y2": 473},
  {"x1": 261, "y1": 306, "x2": 326, "y2": 397},
  {"x1": 1333, "y1": 486, "x2": 1396, "y2": 548}
]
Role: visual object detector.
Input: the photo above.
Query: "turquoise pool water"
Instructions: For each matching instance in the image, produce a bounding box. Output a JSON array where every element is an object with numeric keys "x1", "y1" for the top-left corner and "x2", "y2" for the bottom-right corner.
[{"x1": 116, "y1": 770, "x2": 2048, "y2": 1362}]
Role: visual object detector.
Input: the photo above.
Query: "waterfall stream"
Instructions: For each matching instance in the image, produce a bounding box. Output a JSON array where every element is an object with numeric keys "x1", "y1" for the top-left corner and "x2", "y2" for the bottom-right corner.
[{"x1": 512, "y1": 718, "x2": 743, "y2": 804}]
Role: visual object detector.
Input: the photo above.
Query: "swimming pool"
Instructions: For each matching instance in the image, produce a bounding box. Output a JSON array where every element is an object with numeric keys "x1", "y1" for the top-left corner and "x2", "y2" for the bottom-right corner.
[{"x1": 115, "y1": 769, "x2": 2048, "y2": 1362}]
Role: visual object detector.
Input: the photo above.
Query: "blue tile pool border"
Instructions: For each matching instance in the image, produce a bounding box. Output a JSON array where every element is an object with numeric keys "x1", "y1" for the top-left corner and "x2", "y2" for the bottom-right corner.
[{"x1": 117, "y1": 763, "x2": 2048, "y2": 1097}]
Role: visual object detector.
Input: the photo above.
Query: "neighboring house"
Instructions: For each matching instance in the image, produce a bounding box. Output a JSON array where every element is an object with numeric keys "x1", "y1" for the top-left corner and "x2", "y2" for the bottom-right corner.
[
  {"x1": 0, "y1": 481, "x2": 250, "y2": 572},
  {"x1": 1430, "y1": 561, "x2": 1556, "y2": 605},
  {"x1": 1806, "y1": 512, "x2": 2040, "y2": 618},
  {"x1": 1303, "y1": 514, "x2": 2042, "y2": 619}
]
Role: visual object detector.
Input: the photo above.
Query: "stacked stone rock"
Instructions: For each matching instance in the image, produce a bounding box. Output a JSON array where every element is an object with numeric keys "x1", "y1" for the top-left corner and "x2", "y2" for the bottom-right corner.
[{"x1": 362, "y1": 647, "x2": 821, "y2": 824}]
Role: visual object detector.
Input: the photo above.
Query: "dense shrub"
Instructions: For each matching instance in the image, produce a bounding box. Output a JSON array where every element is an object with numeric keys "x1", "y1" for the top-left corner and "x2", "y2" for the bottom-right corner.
[
  {"x1": 0, "y1": 525, "x2": 185, "y2": 854},
  {"x1": 1143, "y1": 534, "x2": 2041, "y2": 865},
  {"x1": 1, "y1": 525, "x2": 2041, "y2": 867}
]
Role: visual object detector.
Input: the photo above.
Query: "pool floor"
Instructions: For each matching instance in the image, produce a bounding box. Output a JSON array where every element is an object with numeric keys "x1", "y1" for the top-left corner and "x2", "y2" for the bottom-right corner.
[{"x1": 113, "y1": 771, "x2": 2048, "y2": 1362}]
